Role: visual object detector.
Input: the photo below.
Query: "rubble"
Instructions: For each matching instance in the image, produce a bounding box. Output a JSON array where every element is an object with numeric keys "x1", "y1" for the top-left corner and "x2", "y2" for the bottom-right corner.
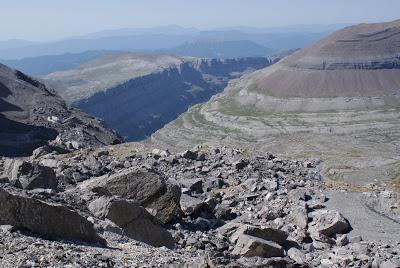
[{"x1": 0, "y1": 146, "x2": 398, "y2": 267}]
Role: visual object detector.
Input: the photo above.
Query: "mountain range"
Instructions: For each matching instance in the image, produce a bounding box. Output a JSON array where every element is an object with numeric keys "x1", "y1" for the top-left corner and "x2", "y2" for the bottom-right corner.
[
  {"x1": 0, "y1": 24, "x2": 343, "y2": 60},
  {"x1": 0, "y1": 50, "x2": 118, "y2": 76}
]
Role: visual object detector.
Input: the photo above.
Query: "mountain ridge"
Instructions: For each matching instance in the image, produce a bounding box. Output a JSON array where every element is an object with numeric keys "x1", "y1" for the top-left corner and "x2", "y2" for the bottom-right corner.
[{"x1": 0, "y1": 25, "x2": 339, "y2": 60}]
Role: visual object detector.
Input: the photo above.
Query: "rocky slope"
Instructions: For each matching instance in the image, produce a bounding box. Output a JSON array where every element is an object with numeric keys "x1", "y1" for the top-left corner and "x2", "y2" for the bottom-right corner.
[
  {"x1": 45, "y1": 53, "x2": 277, "y2": 141},
  {"x1": 0, "y1": 63, "x2": 122, "y2": 157},
  {"x1": 152, "y1": 20, "x2": 400, "y2": 192},
  {"x1": 0, "y1": 144, "x2": 398, "y2": 267}
]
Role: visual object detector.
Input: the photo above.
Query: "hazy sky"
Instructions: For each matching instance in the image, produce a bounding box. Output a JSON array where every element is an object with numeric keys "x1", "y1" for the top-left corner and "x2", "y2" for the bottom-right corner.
[{"x1": 1, "y1": 0, "x2": 399, "y2": 41}]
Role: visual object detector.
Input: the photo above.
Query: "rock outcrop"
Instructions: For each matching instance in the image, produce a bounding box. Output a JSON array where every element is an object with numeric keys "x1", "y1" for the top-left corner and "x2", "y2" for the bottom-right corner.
[
  {"x1": 3, "y1": 159, "x2": 58, "y2": 190},
  {"x1": 0, "y1": 187, "x2": 105, "y2": 245},
  {"x1": 79, "y1": 168, "x2": 181, "y2": 224}
]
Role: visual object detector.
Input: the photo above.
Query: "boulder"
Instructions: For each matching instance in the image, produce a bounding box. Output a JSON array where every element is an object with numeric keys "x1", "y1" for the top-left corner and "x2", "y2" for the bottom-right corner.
[
  {"x1": 232, "y1": 234, "x2": 284, "y2": 258},
  {"x1": 3, "y1": 159, "x2": 58, "y2": 190},
  {"x1": 79, "y1": 168, "x2": 181, "y2": 223},
  {"x1": 214, "y1": 205, "x2": 236, "y2": 220},
  {"x1": 288, "y1": 248, "x2": 307, "y2": 265},
  {"x1": 151, "y1": 149, "x2": 169, "y2": 158},
  {"x1": 232, "y1": 159, "x2": 248, "y2": 170},
  {"x1": 310, "y1": 231, "x2": 336, "y2": 245},
  {"x1": 292, "y1": 206, "x2": 308, "y2": 229},
  {"x1": 0, "y1": 175, "x2": 9, "y2": 184},
  {"x1": 336, "y1": 234, "x2": 349, "y2": 246},
  {"x1": 245, "y1": 226, "x2": 287, "y2": 245},
  {"x1": 349, "y1": 235, "x2": 362, "y2": 243},
  {"x1": 83, "y1": 155, "x2": 102, "y2": 172},
  {"x1": 3, "y1": 159, "x2": 24, "y2": 180},
  {"x1": 180, "y1": 194, "x2": 208, "y2": 216},
  {"x1": 380, "y1": 259, "x2": 400, "y2": 268},
  {"x1": 39, "y1": 158, "x2": 59, "y2": 169},
  {"x1": 88, "y1": 197, "x2": 174, "y2": 248},
  {"x1": 30, "y1": 146, "x2": 53, "y2": 159},
  {"x1": 217, "y1": 222, "x2": 242, "y2": 237},
  {"x1": 30, "y1": 146, "x2": 68, "y2": 160},
  {"x1": 95, "y1": 149, "x2": 110, "y2": 157},
  {"x1": 180, "y1": 150, "x2": 198, "y2": 160},
  {"x1": 308, "y1": 210, "x2": 350, "y2": 237},
  {"x1": 65, "y1": 140, "x2": 82, "y2": 150},
  {"x1": 203, "y1": 177, "x2": 224, "y2": 192},
  {"x1": 231, "y1": 225, "x2": 288, "y2": 245},
  {"x1": 0, "y1": 187, "x2": 105, "y2": 245},
  {"x1": 288, "y1": 188, "x2": 308, "y2": 202},
  {"x1": 181, "y1": 178, "x2": 203, "y2": 193}
]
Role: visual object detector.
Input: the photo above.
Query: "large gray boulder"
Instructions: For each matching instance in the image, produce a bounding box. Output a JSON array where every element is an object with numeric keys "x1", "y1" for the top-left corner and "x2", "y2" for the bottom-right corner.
[
  {"x1": 88, "y1": 197, "x2": 174, "y2": 248},
  {"x1": 230, "y1": 225, "x2": 288, "y2": 246},
  {"x1": 243, "y1": 226, "x2": 288, "y2": 245},
  {"x1": 288, "y1": 248, "x2": 307, "y2": 265},
  {"x1": 3, "y1": 159, "x2": 58, "y2": 190},
  {"x1": 180, "y1": 194, "x2": 208, "y2": 216},
  {"x1": 308, "y1": 210, "x2": 350, "y2": 237},
  {"x1": 3, "y1": 159, "x2": 26, "y2": 180},
  {"x1": 291, "y1": 206, "x2": 308, "y2": 229},
  {"x1": 80, "y1": 168, "x2": 181, "y2": 224},
  {"x1": 232, "y1": 234, "x2": 284, "y2": 258},
  {"x1": 0, "y1": 187, "x2": 105, "y2": 245}
]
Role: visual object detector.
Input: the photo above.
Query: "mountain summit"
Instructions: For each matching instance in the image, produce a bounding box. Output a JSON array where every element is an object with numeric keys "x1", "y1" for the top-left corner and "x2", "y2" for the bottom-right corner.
[{"x1": 247, "y1": 20, "x2": 400, "y2": 100}]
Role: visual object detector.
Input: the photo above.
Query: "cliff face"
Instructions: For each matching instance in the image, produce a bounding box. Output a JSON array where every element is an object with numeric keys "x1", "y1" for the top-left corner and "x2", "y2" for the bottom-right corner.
[
  {"x1": 0, "y1": 63, "x2": 122, "y2": 156},
  {"x1": 73, "y1": 57, "x2": 276, "y2": 141}
]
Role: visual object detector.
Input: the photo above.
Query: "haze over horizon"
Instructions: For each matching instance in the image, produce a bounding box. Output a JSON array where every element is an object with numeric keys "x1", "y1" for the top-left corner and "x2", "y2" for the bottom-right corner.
[{"x1": 1, "y1": 0, "x2": 399, "y2": 41}]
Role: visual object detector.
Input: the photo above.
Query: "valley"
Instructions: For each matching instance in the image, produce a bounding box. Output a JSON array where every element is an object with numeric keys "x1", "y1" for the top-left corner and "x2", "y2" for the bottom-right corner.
[
  {"x1": 152, "y1": 20, "x2": 400, "y2": 191},
  {"x1": 45, "y1": 53, "x2": 277, "y2": 141}
]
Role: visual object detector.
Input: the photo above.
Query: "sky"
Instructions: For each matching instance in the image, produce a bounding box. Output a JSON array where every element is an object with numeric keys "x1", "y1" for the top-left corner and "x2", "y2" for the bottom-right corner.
[{"x1": 0, "y1": 0, "x2": 399, "y2": 41}]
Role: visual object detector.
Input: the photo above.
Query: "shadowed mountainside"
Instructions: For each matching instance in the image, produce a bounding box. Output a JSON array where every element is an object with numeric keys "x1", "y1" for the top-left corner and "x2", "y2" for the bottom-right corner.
[
  {"x1": 45, "y1": 54, "x2": 277, "y2": 141},
  {"x1": 0, "y1": 63, "x2": 122, "y2": 156}
]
